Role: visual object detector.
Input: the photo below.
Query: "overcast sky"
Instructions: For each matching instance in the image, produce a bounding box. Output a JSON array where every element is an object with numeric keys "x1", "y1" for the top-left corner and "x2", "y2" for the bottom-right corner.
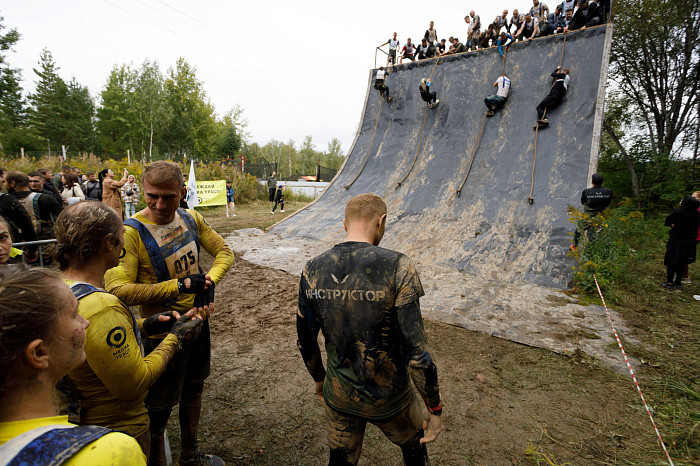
[{"x1": 3, "y1": 1, "x2": 509, "y2": 154}]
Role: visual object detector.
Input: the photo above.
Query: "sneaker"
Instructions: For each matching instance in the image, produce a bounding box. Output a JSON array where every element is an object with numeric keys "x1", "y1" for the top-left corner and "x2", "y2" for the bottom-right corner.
[
  {"x1": 271, "y1": 211, "x2": 274, "y2": 214},
  {"x1": 434, "y1": 99, "x2": 440, "y2": 107},
  {"x1": 226, "y1": 214, "x2": 229, "y2": 218},
  {"x1": 682, "y1": 277, "x2": 691, "y2": 284},
  {"x1": 486, "y1": 110, "x2": 495, "y2": 117},
  {"x1": 387, "y1": 96, "x2": 393, "y2": 102},
  {"x1": 661, "y1": 282, "x2": 675, "y2": 290},
  {"x1": 232, "y1": 214, "x2": 236, "y2": 217},
  {"x1": 280, "y1": 209, "x2": 285, "y2": 212},
  {"x1": 427, "y1": 103, "x2": 433, "y2": 108},
  {"x1": 179, "y1": 452, "x2": 225, "y2": 466}
]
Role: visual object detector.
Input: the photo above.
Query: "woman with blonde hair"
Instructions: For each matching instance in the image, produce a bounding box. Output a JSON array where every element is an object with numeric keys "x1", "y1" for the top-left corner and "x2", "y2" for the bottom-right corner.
[{"x1": 121, "y1": 174, "x2": 140, "y2": 219}]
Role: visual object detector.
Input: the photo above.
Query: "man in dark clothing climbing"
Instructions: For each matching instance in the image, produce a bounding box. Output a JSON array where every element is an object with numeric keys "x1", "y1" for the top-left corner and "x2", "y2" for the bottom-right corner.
[
  {"x1": 663, "y1": 197, "x2": 700, "y2": 289},
  {"x1": 419, "y1": 78, "x2": 439, "y2": 109},
  {"x1": 573, "y1": 173, "x2": 612, "y2": 249},
  {"x1": 297, "y1": 193, "x2": 443, "y2": 466},
  {"x1": 374, "y1": 67, "x2": 392, "y2": 103},
  {"x1": 535, "y1": 66, "x2": 569, "y2": 127}
]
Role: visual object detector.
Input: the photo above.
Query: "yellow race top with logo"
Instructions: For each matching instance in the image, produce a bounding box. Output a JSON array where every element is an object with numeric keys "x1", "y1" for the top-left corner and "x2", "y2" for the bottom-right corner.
[
  {"x1": 0, "y1": 416, "x2": 146, "y2": 465},
  {"x1": 105, "y1": 209, "x2": 234, "y2": 318},
  {"x1": 64, "y1": 279, "x2": 179, "y2": 438}
]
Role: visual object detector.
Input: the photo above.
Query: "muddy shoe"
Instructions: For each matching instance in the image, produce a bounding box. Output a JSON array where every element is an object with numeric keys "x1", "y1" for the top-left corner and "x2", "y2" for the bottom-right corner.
[
  {"x1": 179, "y1": 452, "x2": 225, "y2": 466},
  {"x1": 486, "y1": 109, "x2": 495, "y2": 117},
  {"x1": 387, "y1": 96, "x2": 393, "y2": 102}
]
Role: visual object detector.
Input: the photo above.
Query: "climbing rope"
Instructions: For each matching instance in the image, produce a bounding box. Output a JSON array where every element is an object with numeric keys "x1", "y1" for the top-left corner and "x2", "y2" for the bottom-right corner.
[
  {"x1": 345, "y1": 98, "x2": 383, "y2": 190},
  {"x1": 456, "y1": 110, "x2": 489, "y2": 197},
  {"x1": 395, "y1": 56, "x2": 441, "y2": 189},
  {"x1": 528, "y1": 31, "x2": 567, "y2": 204}
]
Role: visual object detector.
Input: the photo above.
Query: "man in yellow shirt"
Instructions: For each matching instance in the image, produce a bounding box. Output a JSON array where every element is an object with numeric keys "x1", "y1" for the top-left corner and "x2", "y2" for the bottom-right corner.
[{"x1": 106, "y1": 161, "x2": 234, "y2": 466}]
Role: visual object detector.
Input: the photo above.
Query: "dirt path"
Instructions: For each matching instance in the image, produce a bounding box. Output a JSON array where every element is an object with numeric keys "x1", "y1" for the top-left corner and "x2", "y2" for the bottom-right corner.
[{"x1": 164, "y1": 250, "x2": 667, "y2": 465}]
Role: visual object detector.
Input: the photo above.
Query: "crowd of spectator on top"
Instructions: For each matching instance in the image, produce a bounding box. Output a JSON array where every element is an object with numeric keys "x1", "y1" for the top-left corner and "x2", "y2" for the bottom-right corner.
[{"x1": 380, "y1": 0, "x2": 610, "y2": 65}]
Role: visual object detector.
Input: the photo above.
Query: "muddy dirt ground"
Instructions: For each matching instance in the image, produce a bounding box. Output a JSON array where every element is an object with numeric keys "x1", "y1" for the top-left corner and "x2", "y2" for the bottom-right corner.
[{"x1": 162, "y1": 246, "x2": 672, "y2": 465}]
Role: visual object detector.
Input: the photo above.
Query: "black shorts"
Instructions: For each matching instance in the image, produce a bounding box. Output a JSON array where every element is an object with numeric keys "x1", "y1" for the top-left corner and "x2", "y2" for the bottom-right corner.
[{"x1": 144, "y1": 320, "x2": 211, "y2": 411}]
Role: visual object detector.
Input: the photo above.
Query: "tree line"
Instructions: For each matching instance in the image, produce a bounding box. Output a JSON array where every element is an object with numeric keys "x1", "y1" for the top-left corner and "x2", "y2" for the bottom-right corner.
[{"x1": 0, "y1": 14, "x2": 345, "y2": 174}]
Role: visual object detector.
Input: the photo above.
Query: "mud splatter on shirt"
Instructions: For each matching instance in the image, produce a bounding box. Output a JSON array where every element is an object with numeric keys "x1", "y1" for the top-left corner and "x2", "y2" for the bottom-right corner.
[{"x1": 297, "y1": 241, "x2": 440, "y2": 420}]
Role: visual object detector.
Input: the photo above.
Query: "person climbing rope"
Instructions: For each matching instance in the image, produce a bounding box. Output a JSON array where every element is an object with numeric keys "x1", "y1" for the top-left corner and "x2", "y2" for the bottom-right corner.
[
  {"x1": 374, "y1": 67, "x2": 392, "y2": 103},
  {"x1": 419, "y1": 78, "x2": 439, "y2": 108},
  {"x1": 484, "y1": 73, "x2": 511, "y2": 116},
  {"x1": 535, "y1": 66, "x2": 570, "y2": 127}
]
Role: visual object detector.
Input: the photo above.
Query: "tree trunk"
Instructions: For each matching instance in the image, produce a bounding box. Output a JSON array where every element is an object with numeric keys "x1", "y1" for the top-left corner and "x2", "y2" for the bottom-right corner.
[{"x1": 603, "y1": 121, "x2": 642, "y2": 207}]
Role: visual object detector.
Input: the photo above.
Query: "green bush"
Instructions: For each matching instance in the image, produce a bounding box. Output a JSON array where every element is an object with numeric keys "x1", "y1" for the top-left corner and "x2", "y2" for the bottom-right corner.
[{"x1": 568, "y1": 199, "x2": 646, "y2": 293}]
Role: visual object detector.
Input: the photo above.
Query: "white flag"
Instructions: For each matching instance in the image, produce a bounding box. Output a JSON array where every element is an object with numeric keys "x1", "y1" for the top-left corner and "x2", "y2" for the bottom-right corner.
[{"x1": 186, "y1": 160, "x2": 199, "y2": 209}]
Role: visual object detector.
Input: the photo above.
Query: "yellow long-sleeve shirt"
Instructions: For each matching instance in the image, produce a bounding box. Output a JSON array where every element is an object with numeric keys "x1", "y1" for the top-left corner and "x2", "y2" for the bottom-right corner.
[
  {"x1": 0, "y1": 416, "x2": 146, "y2": 465},
  {"x1": 65, "y1": 280, "x2": 179, "y2": 438},
  {"x1": 105, "y1": 209, "x2": 234, "y2": 318}
]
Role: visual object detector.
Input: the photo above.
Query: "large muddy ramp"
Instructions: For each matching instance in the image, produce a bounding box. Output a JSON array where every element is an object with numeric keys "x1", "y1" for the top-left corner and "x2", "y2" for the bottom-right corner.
[{"x1": 255, "y1": 26, "x2": 626, "y2": 366}]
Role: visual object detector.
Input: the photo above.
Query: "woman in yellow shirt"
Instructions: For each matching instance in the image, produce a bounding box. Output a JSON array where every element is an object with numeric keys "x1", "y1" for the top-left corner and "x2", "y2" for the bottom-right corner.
[{"x1": 0, "y1": 265, "x2": 146, "y2": 465}]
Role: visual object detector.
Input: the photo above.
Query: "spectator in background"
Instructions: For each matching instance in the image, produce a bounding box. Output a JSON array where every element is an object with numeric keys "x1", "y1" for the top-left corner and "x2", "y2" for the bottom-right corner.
[
  {"x1": 379, "y1": 32, "x2": 400, "y2": 66},
  {"x1": 400, "y1": 38, "x2": 417, "y2": 63},
  {"x1": 424, "y1": 20, "x2": 438, "y2": 45},
  {"x1": 494, "y1": 9, "x2": 509, "y2": 32},
  {"x1": 0, "y1": 173, "x2": 38, "y2": 261},
  {"x1": 516, "y1": 13, "x2": 540, "y2": 41},
  {"x1": 509, "y1": 10, "x2": 525, "y2": 39},
  {"x1": 0, "y1": 265, "x2": 147, "y2": 465},
  {"x1": 100, "y1": 168, "x2": 128, "y2": 219},
  {"x1": 37, "y1": 168, "x2": 63, "y2": 203},
  {"x1": 272, "y1": 184, "x2": 285, "y2": 214},
  {"x1": 549, "y1": 5, "x2": 566, "y2": 34},
  {"x1": 6, "y1": 171, "x2": 63, "y2": 265},
  {"x1": 53, "y1": 166, "x2": 70, "y2": 192},
  {"x1": 682, "y1": 191, "x2": 700, "y2": 284},
  {"x1": 497, "y1": 31, "x2": 514, "y2": 57},
  {"x1": 0, "y1": 215, "x2": 14, "y2": 264},
  {"x1": 28, "y1": 171, "x2": 51, "y2": 195},
  {"x1": 479, "y1": 24, "x2": 498, "y2": 49},
  {"x1": 566, "y1": 0, "x2": 601, "y2": 31},
  {"x1": 663, "y1": 196, "x2": 700, "y2": 289},
  {"x1": 61, "y1": 173, "x2": 85, "y2": 205},
  {"x1": 226, "y1": 180, "x2": 236, "y2": 217},
  {"x1": 466, "y1": 11, "x2": 481, "y2": 50},
  {"x1": 573, "y1": 173, "x2": 612, "y2": 249},
  {"x1": 84, "y1": 172, "x2": 102, "y2": 200},
  {"x1": 530, "y1": 0, "x2": 550, "y2": 35},
  {"x1": 598, "y1": 0, "x2": 610, "y2": 23},
  {"x1": 267, "y1": 171, "x2": 277, "y2": 203},
  {"x1": 121, "y1": 174, "x2": 140, "y2": 219}
]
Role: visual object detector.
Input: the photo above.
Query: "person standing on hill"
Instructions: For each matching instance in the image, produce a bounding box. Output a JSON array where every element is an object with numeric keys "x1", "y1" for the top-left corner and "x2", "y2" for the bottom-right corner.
[
  {"x1": 226, "y1": 180, "x2": 236, "y2": 217},
  {"x1": 100, "y1": 168, "x2": 128, "y2": 219},
  {"x1": 297, "y1": 193, "x2": 443, "y2": 465},
  {"x1": 379, "y1": 32, "x2": 400, "y2": 66},
  {"x1": 663, "y1": 196, "x2": 700, "y2": 289},
  {"x1": 572, "y1": 173, "x2": 612, "y2": 249}
]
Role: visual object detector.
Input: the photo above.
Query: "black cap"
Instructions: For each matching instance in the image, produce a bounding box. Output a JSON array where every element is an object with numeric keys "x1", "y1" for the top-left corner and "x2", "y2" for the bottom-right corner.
[
  {"x1": 578, "y1": 0, "x2": 588, "y2": 4},
  {"x1": 592, "y1": 173, "x2": 604, "y2": 185}
]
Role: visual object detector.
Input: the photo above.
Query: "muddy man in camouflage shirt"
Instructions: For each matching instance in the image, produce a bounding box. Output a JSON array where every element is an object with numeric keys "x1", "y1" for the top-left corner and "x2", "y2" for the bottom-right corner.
[{"x1": 297, "y1": 193, "x2": 443, "y2": 465}]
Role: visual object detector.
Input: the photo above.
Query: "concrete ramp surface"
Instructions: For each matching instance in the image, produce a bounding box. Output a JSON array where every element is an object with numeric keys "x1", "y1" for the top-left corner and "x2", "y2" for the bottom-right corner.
[{"x1": 258, "y1": 26, "x2": 626, "y2": 365}]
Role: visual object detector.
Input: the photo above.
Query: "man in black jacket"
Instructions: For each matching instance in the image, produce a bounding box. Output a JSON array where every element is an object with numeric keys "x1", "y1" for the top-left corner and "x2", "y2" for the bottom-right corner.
[
  {"x1": 565, "y1": 0, "x2": 602, "y2": 31},
  {"x1": 573, "y1": 173, "x2": 612, "y2": 249},
  {"x1": 536, "y1": 66, "x2": 570, "y2": 127},
  {"x1": 664, "y1": 197, "x2": 700, "y2": 289}
]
